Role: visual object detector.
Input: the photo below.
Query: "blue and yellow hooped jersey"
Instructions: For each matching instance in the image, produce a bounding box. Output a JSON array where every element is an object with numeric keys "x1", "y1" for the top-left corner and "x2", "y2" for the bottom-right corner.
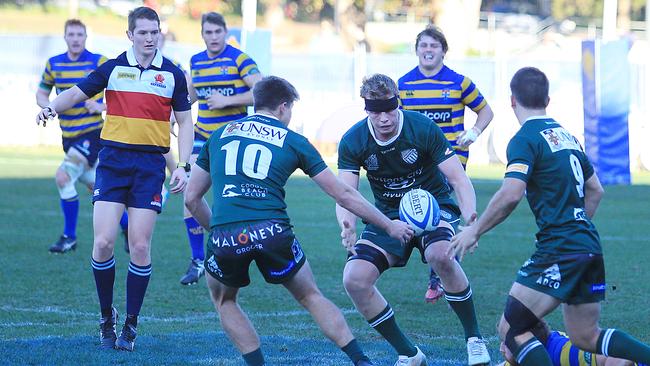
[
  {"x1": 40, "y1": 49, "x2": 108, "y2": 138},
  {"x1": 398, "y1": 65, "x2": 486, "y2": 166},
  {"x1": 190, "y1": 45, "x2": 260, "y2": 139}
]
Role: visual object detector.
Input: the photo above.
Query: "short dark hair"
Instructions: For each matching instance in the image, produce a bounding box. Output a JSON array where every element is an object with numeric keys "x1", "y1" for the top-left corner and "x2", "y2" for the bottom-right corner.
[
  {"x1": 202, "y1": 12, "x2": 227, "y2": 31},
  {"x1": 360, "y1": 74, "x2": 398, "y2": 99},
  {"x1": 510, "y1": 67, "x2": 550, "y2": 109},
  {"x1": 64, "y1": 19, "x2": 86, "y2": 34},
  {"x1": 253, "y1": 76, "x2": 300, "y2": 111},
  {"x1": 415, "y1": 25, "x2": 448, "y2": 53},
  {"x1": 128, "y1": 7, "x2": 160, "y2": 32}
]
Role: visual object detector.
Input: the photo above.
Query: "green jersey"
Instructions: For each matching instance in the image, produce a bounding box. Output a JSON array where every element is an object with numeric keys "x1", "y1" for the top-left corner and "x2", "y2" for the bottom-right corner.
[
  {"x1": 196, "y1": 114, "x2": 328, "y2": 228},
  {"x1": 505, "y1": 116, "x2": 601, "y2": 255},
  {"x1": 338, "y1": 110, "x2": 456, "y2": 219}
]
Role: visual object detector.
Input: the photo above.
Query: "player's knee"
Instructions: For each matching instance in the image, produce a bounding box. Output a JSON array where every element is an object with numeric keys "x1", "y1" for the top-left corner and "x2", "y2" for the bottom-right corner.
[
  {"x1": 503, "y1": 295, "x2": 541, "y2": 352},
  {"x1": 93, "y1": 235, "x2": 115, "y2": 252}
]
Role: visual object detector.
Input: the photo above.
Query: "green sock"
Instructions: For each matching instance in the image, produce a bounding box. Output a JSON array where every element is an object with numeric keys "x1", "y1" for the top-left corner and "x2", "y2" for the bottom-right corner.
[
  {"x1": 598, "y1": 329, "x2": 650, "y2": 364},
  {"x1": 515, "y1": 337, "x2": 553, "y2": 366},
  {"x1": 242, "y1": 348, "x2": 265, "y2": 366},
  {"x1": 341, "y1": 339, "x2": 369, "y2": 364},
  {"x1": 444, "y1": 285, "x2": 481, "y2": 340},
  {"x1": 368, "y1": 304, "x2": 417, "y2": 357}
]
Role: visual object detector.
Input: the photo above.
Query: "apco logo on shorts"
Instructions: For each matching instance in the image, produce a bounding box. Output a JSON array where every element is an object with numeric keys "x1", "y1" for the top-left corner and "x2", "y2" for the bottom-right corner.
[
  {"x1": 536, "y1": 263, "x2": 562, "y2": 289},
  {"x1": 150, "y1": 193, "x2": 162, "y2": 208},
  {"x1": 220, "y1": 121, "x2": 288, "y2": 147},
  {"x1": 420, "y1": 108, "x2": 452, "y2": 123}
]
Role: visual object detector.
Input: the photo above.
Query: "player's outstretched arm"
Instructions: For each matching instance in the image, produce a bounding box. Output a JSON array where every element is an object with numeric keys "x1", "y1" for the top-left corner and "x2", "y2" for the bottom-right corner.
[
  {"x1": 35, "y1": 87, "x2": 52, "y2": 109},
  {"x1": 448, "y1": 177, "x2": 525, "y2": 260},
  {"x1": 313, "y1": 168, "x2": 413, "y2": 245},
  {"x1": 184, "y1": 165, "x2": 212, "y2": 230},
  {"x1": 169, "y1": 109, "x2": 194, "y2": 193},
  {"x1": 457, "y1": 103, "x2": 493, "y2": 147},
  {"x1": 36, "y1": 86, "x2": 89, "y2": 126},
  {"x1": 335, "y1": 170, "x2": 361, "y2": 252},
  {"x1": 438, "y1": 156, "x2": 477, "y2": 222},
  {"x1": 584, "y1": 173, "x2": 604, "y2": 219}
]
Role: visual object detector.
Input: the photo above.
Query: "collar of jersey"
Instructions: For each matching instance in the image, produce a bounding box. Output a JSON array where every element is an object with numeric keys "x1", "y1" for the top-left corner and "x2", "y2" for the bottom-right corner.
[
  {"x1": 65, "y1": 49, "x2": 90, "y2": 63},
  {"x1": 250, "y1": 112, "x2": 285, "y2": 128},
  {"x1": 523, "y1": 115, "x2": 553, "y2": 124},
  {"x1": 127, "y1": 46, "x2": 163, "y2": 69},
  {"x1": 366, "y1": 109, "x2": 403, "y2": 146}
]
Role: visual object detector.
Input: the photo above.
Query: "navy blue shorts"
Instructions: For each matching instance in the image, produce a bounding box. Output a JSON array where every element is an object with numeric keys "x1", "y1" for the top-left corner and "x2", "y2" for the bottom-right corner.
[
  {"x1": 62, "y1": 129, "x2": 102, "y2": 166},
  {"x1": 192, "y1": 132, "x2": 208, "y2": 155},
  {"x1": 93, "y1": 147, "x2": 166, "y2": 213},
  {"x1": 205, "y1": 219, "x2": 306, "y2": 288}
]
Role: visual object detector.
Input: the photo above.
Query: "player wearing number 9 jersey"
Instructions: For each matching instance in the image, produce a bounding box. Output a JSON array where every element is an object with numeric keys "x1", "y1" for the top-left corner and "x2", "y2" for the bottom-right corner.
[{"x1": 449, "y1": 67, "x2": 650, "y2": 365}]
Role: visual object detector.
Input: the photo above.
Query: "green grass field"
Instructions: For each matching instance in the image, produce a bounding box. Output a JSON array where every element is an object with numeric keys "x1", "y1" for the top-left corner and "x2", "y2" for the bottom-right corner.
[{"x1": 0, "y1": 147, "x2": 649, "y2": 365}]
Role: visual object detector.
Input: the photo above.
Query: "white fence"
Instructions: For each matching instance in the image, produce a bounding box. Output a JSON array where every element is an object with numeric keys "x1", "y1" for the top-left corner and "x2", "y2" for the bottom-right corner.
[{"x1": 3, "y1": 34, "x2": 649, "y2": 169}]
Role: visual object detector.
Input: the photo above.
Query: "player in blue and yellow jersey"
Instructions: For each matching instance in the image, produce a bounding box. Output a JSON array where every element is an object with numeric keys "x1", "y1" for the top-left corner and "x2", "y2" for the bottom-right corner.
[
  {"x1": 180, "y1": 12, "x2": 263, "y2": 286},
  {"x1": 398, "y1": 26, "x2": 495, "y2": 304},
  {"x1": 336, "y1": 74, "x2": 491, "y2": 366},
  {"x1": 37, "y1": 7, "x2": 194, "y2": 352},
  {"x1": 36, "y1": 19, "x2": 109, "y2": 254},
  {"x1": 450, "y1": 67, "x2": 650, "y2": 366},
  {"x1": 498, "y1": 321, "x2": 648, "y2": 366},
  {"x1": 185, "y1": 76, "x2": 412, "y2": 366}
]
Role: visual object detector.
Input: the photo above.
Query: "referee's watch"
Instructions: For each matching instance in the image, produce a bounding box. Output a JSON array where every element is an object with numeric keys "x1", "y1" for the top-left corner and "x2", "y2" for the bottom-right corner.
[{"x1": 177, "y1": 162, "x2": 191, "y2": 173}]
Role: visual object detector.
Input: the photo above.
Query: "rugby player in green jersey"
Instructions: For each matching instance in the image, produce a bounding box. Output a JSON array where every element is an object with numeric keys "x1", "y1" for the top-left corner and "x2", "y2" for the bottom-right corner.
[
  {"x1": 336, "y1": 74, "x2": 490, "y2": 366},
  {"x1": 398, "y1": 26, "x2": 495, "y2": 305},
  {"x1": 184, "y1": 76, "x2": 413, "y2": 366},
  {"x1": 449, "y1": 67, "x2": 650, "y2": 366}
]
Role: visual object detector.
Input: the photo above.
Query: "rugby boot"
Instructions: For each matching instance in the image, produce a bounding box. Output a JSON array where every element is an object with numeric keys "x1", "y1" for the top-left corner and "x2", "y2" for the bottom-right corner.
[
  {"x1": 394, "y1": 347, "x2": 427, "y2": 366},
  {"x1": 467, "y1": 337, "x2": 491, "y2": 365},
  {"x1": 424, "y1": 270, "x2": 444, "y2": 304},
  {"x1": 99, "y1": 307, "x2": 118, "y2": 349},
  {"x1": 49, "y1": 235, "x2": 77, "y2": 253},
  {"x1": 180, "y1": 258, "x2": 205, "y2": 285},
  {"x1": 115, "y1": 323, "x2": 137, "y2": 351}
]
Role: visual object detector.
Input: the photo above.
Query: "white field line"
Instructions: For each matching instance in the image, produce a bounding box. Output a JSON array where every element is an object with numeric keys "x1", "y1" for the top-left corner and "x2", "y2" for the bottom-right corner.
[{"x1": 0, "y1": 305, "x2": 498, "y2": 344}]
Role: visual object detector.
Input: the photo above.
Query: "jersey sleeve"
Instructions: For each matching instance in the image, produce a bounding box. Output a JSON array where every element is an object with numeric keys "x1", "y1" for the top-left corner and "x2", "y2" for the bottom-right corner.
[
  {"x1": 171, "y1": 67, "x2": 191, "y2": 112},
  {"x1": 505, "y1": 135, "x2": 535, "y2": 182},
  {"x1": 77, "y1": 60, "x2": 113, "y2": 99},
  {"x1": 39, "y1": 59, "x2": 54, "y2": 91},
  {"x1": 337, "y1": 135, "x2": 361, "y2": 174},
  {"x1": 460, "y1": 76, "x2": 487, "y2": 112},
  {"x1": 195, "y1": 136, "x2": 212, "y2": 172},
  {"x1": 428, "y1": 122, "x2": 455, "y2": 165},
  {"x1": 295, "y1": 135, "x2": 328, "y2": 177},
  {"x1": 236, "y1": 52, "x2": 260, "y2": 78},
  {"x1": 97, "y1": 55, "x2": 108, "y2": 67}
]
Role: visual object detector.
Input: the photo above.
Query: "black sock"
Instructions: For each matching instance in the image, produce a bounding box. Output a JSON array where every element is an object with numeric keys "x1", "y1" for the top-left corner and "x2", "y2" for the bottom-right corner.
[
  {"x1": 368, "y1": 304, "x2": 417, "y2": 357},
  {"x1": 597, "y1": 329, "x2": 650, "y2": 363},
  {"x1": 341, "y1": 339, "x2": 368, "y2": 364},
  {"x1": 242, "y1": 348, "x2": 265, "y2": 366}
]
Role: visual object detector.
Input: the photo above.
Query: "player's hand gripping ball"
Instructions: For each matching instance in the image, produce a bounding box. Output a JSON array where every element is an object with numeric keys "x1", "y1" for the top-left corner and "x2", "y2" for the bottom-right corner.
[{"x1": 399, "y1": 188, "x2": 440, "y2": 236}]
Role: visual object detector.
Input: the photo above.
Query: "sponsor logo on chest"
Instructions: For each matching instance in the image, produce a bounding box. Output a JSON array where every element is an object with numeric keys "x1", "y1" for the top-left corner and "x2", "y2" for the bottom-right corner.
[{"x1": 221, "y1": 121, "x2": 288, "y2": 147}]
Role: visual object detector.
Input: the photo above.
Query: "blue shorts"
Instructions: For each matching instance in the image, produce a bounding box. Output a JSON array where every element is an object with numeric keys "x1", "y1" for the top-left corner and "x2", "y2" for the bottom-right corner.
[
  {"x1": 62, "y1": 128, "x2": 102, "y2": 166},
  {"x1": 192, "y1": 132, "x2": 208, "y2": 155},
  {"x1": 93, "y1": 147, "x2": 166, "y2": 213}
]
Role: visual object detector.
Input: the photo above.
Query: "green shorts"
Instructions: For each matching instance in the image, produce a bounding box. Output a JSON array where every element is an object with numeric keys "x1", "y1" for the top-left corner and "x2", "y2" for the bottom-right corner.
[
  {"x1": 516, "y1": 252, "x2": 606, "y2": 305},
  {"x1": 205, "y1": 219, "x2": 306, "y2": 288},
  {"x1": 358, "y1": 204, "x2": 461, "y2": 267}
]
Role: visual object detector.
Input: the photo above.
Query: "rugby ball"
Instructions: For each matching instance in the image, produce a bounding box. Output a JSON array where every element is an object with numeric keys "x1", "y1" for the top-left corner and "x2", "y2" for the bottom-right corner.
[{"x1": 399, "y1": 189, "x2": 440, "y2": 236}]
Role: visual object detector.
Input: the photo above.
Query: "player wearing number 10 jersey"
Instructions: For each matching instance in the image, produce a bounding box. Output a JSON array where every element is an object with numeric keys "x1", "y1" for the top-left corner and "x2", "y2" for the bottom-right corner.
[{"x1": 184, "y1": 75, "x2": 412, "y2": 366}]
